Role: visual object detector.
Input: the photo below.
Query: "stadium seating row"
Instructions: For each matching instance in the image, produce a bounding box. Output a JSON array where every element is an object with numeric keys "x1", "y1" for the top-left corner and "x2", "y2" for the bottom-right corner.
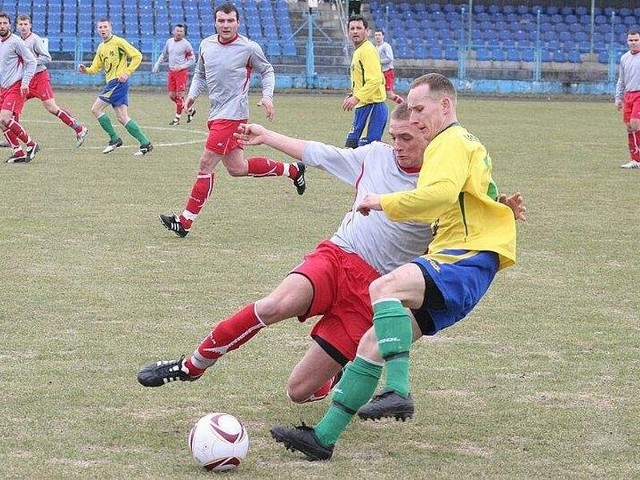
[
  {"x1": 0, "y1": 0, "x2": 631, "y2": 65},
  {"x1": 0, "y1": 0, "x2": 297, "y2": 57},
  {"x1": 370, "y1": 1, "x2": 636, "y2": 65}
]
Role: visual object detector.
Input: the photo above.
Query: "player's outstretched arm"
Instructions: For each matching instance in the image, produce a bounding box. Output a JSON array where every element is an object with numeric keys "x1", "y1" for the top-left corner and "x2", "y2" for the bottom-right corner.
[{"x1": 235, "y1": 123, "x2": 306, "y2": 160}]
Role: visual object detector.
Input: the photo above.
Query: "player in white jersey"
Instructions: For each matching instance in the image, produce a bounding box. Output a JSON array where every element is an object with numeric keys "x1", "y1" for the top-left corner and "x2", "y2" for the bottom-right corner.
[
  {"x1": 158, "y1": 2, "x2": 306, "y2": 238},
  {"x1": 138, "y1": 104, "x2": 526, "y2": 406},
  {"x1": 152, "y1": 24, "x2": 196, "y2": 126},
  {"x1": 374, "y1": 29, "x2": 404, "y2": 105},
  {"x1": 16, "y1": 15, "x2": 88, "y2": 147},
  {"x1": 615, "y1": 29, "x2": 640, "y2": 169},
  {"x1": 0, "y1": 11, "x2": 39, "y2": 163}
]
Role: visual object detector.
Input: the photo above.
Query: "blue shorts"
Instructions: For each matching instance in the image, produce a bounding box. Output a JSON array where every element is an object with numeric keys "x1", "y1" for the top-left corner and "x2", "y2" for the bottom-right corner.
[
  {"x1": 411, "y1": 250, "x2": 499, "y2": 335},
  {"x1": 346, "y1": 101, "x2": 388, "y2": 148},
  {"x1": 98, "y1": 78, "x2": 129, "y2": 107}
]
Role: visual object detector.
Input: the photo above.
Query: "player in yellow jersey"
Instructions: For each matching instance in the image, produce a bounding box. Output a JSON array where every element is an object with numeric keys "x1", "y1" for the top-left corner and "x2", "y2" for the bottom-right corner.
[
  {"x1": 271, "y1": 73, "x2": 519, "y2": 461},
  {"x1": 343, "y1": 15, "x2": 387, "y2": 148},
  {"x1": 77, "y1": 18, "x2": 152, "y2": 156}
]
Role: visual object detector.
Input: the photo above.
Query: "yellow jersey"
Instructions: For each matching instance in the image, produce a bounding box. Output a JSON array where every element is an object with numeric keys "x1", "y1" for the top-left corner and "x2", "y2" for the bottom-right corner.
[
  {"x1": 85, "y1": 35, "x2": 143, "y2": 83},
  {"x1": 351, "y1": 40, "x2": 386, "y2": 106},
  {"x1": 380, "y1": 123, "x2": 516, "y2": 270}
]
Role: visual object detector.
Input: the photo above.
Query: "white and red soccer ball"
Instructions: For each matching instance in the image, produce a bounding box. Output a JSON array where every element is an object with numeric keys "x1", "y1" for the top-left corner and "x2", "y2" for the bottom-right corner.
[{"x1": 188, "y1": 412, "x2": 249, "y2": 471}]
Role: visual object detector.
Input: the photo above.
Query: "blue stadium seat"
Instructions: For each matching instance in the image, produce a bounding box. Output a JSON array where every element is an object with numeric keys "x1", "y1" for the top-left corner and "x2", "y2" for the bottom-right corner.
[
  {"x1": 576, "y1": 41, "x2": 590, "y2": 53},
  {"x1": 553, "y1": 51, "x2": 568, "y2": 63},
  {"x1": 491, "y1": 48, "x2": 506, "y2": 61},
  {"x1": 597, "y1": 51, "x2": 609, "y2": 64},
  {"x1": 540, "y1": 50, "x2": 552, "y2": 62},
  {"x1": 444, "y1": 46, "x2": 458, "y2": 60},
  {"x1": 522, "y1": 49, "x2": 535, "y2": 62},
  {"x1": 506, "y1": 48, "x2": 520, "y2": 61},
  {"x1": 281, "y1": 40, "x2": 296, "y2": 56},
  {"x1": 568, "y1": 51, "x2": 581, "y2": 63},
  {"x1": 475, "y1": 48, "x2": 491, "y2": 61},
  {"x1": 266, "y1": 42, "x2": 281, "y2": 57}
]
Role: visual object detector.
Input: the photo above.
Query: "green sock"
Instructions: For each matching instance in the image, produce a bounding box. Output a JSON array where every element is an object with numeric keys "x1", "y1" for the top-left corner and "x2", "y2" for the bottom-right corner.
[
  {"x1": 124, "y1": 119, "x2": 149, "y2": 145},
  {"x1": 314, "y1": 356, "x2": 382, "y2": 447},
  {"x1": 97, "y1": 114, "x2": 118, "y2": 141},
  {"x1": 373, "y1": 299, "x2": 413, "y2": 397}
]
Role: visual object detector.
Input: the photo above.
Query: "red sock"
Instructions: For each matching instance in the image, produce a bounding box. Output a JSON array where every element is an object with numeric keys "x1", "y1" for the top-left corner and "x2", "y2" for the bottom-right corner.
[
  {"x1": 302, "y1": 376, "x2": 335, "y2": 403},
  {"x1": 185, "y1": 304, "x2": 266, "y2": 375},
  {"x1": 175, "y1": 96, "x2": 184, "y2": 115},
  {"x1": 247, "y1": 156, "x2": 293, "y2": 178},
  {"x1": 7, "y1": 119, "x2": 34, "y2": 146},
  {"x1": 55, "y1": 109, "x2": 79, "y2": 131},
  {"x1": 629, "y1": 132, "x2": 640, "y2": 161},
  {"x1": 393, "y1": 95, "x2": 404, "y2": 104},
  {"x1": 180, "y1": 172, "x2": 214, "y2": 229}
]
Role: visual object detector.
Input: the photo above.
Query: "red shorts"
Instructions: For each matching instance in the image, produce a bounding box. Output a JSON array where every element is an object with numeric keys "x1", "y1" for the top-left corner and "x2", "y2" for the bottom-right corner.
[
  {"x1": 292, "y1": 239, "x2": 381, "y2": 365},
  {"x1": 383, "y1": 69, "x2": 395, "y2": 92},
  {"x1": 623, "y1": 91, "x2": 640, "y2": 123},
  {"x1": 205, "y1": 118, "x2": 246, "y2": 155},
  {"x1": 27, "y1": 70, "x2": 54, "y2": 101},
  {"x1": 0, "y1": 81, "x2": 26, "y2": 115},
  {"x1": 168, "y1": 68, "x2": 189, "y2": 93}
]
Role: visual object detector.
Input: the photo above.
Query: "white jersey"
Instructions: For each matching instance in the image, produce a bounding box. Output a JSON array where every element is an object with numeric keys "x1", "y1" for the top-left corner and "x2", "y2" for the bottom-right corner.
[
  {"x1": 188, "y1": 34, "x2": 274, "y2": 121},
  {"x1": 153, "y1": 37, "x2": 195, "y2": 71},
  {"x1": 615, "y1": 51, "x2": 640, "y2": 103},
  {"x1": 0, "y1": 33, "x2": 36, "y2": 89},
  {"x1": 376, "y1": 41, "x2": 394, "y2": 71},
  {"x1": 21, "y1": 31, "x2": 51, "y2": 74},
  {"x1": 303, "y1": 141, "x2": 433, "y2": 275}
]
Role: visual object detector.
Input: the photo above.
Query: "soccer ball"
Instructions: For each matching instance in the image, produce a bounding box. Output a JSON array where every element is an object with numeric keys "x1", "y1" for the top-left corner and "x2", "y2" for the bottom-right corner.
[{"x1": 188, "y1": 412, "x2": 249, "y2": 471}]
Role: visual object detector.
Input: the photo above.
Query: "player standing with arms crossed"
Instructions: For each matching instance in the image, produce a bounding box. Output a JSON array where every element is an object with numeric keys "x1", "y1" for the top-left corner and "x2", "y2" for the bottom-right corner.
[
  {"x1": 0, "y1": 11, "x2": 39, "y2": 163},
  {"x1": 152, "y1": 23, "x2": 196, "y2": 126},
  {"x1": 159, "y1": 2, "x2": 306, "y2": 238},
  {"x1": 16, "y1": 14, "x2": 88, "y2": 147}
]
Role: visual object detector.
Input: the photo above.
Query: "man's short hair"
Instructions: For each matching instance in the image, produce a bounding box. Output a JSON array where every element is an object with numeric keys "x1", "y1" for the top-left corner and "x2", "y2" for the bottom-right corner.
[
  {"x1": 375, "y1": 29, "x2": 384, "y2": 35},
  {"x1": 348, "y1": 14, "x2": 368, "y2": 28},
  {"x1": 391, "y1": 103, "x2": 410, "y2": 121},
  {"x1": 628, "y1": 29, "x2": 640, "y2": 37},
  {"x1": 17, "y1": 14, "x2": 31, "y2": 23},
  {"x1": 410, "y1": 73, "x2": 457, "y2": 104},
  {"x1": 215, "y1": 2, "x2": 240, "y2": 21},
  {"x1": 0, "y1": 11, "x2": 11, "y2": 22},
  {"x1": 97, "y1": 17, "x2": 111, "y2": 24}
]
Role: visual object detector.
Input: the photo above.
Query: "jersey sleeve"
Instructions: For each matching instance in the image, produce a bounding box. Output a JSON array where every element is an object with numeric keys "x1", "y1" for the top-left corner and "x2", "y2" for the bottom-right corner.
[
  {"x1": 187, "y1": 42, "x2": 207, "y2": 99},
  {"x1": 380, "y1": 139, "x2": 469, "y2": 224},
  {"x1": 32, "y1": 35, "x2": 52, "y2": 67},
  {"x1": 120, "y1": 38, "x2": 143, "y2": 74},
  {"x1": 303, "y1": 141, "x2": 371, "y2": 186},
  {"x1": 249, "y1": 42, "x2": 275, "y2": 100}
]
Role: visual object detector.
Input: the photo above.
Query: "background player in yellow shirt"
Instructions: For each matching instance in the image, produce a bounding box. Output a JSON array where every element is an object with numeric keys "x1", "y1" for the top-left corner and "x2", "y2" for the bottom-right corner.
[
  {"x1": 271, "y1": 73, "x2": 519, "y2": 461},
  {"x1": 77, "y1": 18, "x2": 152, "y2": 156},
  {"x1": 342, "y1": 15, "x2": 388, "y2": 148}
]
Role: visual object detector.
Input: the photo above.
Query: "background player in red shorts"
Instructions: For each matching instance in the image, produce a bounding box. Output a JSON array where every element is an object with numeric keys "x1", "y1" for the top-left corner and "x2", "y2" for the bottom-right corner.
[
  {"x1": 0, "y1": 11, "x2": 39, "y2": 163},
  {"x1": 158, "y1": 3, "x2": 305, "y2": 238},
  {"x1": 16, "y1": 14, "x2": 88, "y2": 147},
  {"x1": 374, "y1": 29, "x2": 404, "y2": 105},
  {"x1": 152, "y1": 24, "x2": 196, "y2": 126}
]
